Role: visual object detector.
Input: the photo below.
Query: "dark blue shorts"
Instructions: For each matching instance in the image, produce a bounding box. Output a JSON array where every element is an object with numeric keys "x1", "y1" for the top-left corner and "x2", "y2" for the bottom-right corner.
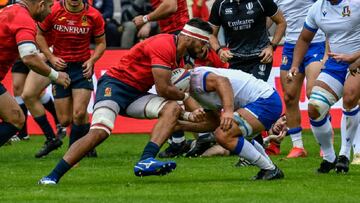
[
  {"x1": 52, "y1": 62, "x2": 94, "y2": 99},
  {"x1": 0, "y1": 83, "x2": 7, "y2": 96},
  {"x1": 280, "y1": 42, "x2": 325, "y2": 73},
  {"x1": 95, "y1": 74, "x2": 148, "y2": 116},
  {"x1": 11, "y1": 60, "x2": 30, "y2": 74},
  {"x1": 321, "y1": 57, "x2": 349, "y2": 85},
  {"x1": 244, "y1": 91, "x2": 283, "y2": 130}
]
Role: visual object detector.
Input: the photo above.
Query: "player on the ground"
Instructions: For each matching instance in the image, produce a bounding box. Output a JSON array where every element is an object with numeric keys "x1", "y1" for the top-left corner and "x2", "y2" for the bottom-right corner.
[
  {"x1": 126, "y1": 66, "x2": 285, "y2": 180},
  {"x1": 288, "y1": 0, "x2": 360, "y2": 173},
  {"x1": 274, "y1": 0, "x2": 326, "y2": 158},
  {"x1": 36, "y1": 0, "x2": 106, "y2": 157},
  {"x1": 38, "y1": 18, "x2": 213, "y2": 185},
  {"x1": 0, "y1": 0, "x2": 70, "y2": 147}
]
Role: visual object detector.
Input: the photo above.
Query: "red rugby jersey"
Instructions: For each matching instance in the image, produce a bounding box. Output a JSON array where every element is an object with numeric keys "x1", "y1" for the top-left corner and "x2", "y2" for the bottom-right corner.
[
  {"x1": 38, "y1": 1, "x2": 105, "y2": 62},
  {"x1": 107, "y1": 34, "x2": 183, "y2": 92},
  {"x1": 0, "y1": 3, "x2": 36, "y2": 81},
  {"x1": 150, "y1": 0, "x2": 189, "y2": 33},
  {"x1": 194, "y1": 48, "x2": 228, "y2": 68}
]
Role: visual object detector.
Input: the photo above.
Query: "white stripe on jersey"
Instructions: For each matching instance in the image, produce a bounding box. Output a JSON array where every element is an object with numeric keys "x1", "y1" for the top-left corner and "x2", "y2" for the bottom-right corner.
[
  {"x1": 305, "y1": 0, "x2": 360, "y2": 54},
  {"x1": 189, "y1": 66, "x2": 274, "y2": 111},
  {"x1": 274, "y1": 0, "x2": 325, "y2": 44}
]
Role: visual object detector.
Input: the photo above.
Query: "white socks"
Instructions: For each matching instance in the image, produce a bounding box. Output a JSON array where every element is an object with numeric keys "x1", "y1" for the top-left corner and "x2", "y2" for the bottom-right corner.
[
  {"x1": 340, "y1": 106, "x2": 360, "y2": 159},
  {"x1": 310, "y1": 116, "x2": 336, "y2": 163},
  {"x1": 288, "y1": 127, "x2": 304, "y2": 148},
  {"x1": 234, "y1": 137, "x2": 275, "y2": 170}
]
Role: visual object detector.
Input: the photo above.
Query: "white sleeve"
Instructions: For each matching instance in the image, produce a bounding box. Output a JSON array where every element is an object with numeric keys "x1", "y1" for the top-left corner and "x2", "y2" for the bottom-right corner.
[
  {"x1": 190, "y1": 68, "x2": 211, "y2": 93},
  {"x1": 304, "y1": 3, "x2": 319, "y2": 32}
]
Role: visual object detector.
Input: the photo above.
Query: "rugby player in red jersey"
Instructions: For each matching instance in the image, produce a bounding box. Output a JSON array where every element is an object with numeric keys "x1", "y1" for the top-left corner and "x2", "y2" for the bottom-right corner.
[
  {"x1": 38, "y1": 18, "x2": 213, "y2": 184},
  {"x1": 133, "y1": 0, "x2": 189, "y2": 34},
  {"x1": 0, "y1": 0, "x2": 70, "y2": 147},
  {"x1": 36, "y1": 0, "x2": 106, "y2": 157}
]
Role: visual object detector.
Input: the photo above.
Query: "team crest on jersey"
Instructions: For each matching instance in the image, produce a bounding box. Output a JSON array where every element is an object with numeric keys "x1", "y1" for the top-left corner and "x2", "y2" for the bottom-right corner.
[
  {"x1": 58, "y1": 16, "x2": 67, "y2": 21},
  {"x1": 104, "y1": 87, "x2": 112, "y2": 97},
  {"x1": 225, "y1": 8, "x2": 233, "y2": 15},
  {"x1": 246, "y1": 2, "x2": 254, "y2": 15},
  {"x1": 322, "y1": 10, "x2": 327, "y2": 17},
  {"x1": 342, "y1": 6, "x2": 351, "y2": 17},
  {"x1": 81, "y1": 15, "x2": 88, "y2": 26},
  {"x1": 282, "y1": 55, "x2": 288, "y2": 65}
]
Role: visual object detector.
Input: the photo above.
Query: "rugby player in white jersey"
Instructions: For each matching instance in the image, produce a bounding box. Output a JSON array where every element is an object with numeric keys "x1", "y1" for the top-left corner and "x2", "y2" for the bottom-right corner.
[
  {"x1": 288, "y1": 0, "x2": 360, "y2": 173},
  {"x1": 274, "y1": 0, "x2": 326, "y2": 158},
  {"x1": 127, "y1": 66, "x2": 285, "y2": 180}
]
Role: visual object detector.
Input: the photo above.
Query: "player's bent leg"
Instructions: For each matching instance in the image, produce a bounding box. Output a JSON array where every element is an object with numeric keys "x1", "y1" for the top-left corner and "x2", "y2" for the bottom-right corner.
[
  {"x1": 12, "y1": 72, "x2": 29, "y2": 140},
  {"x1": 280, "y1": 70, "x2": 307, "y2": 158},
  {"x1": 0, "y1": 91, "x2": 25, "y2": 146},
  {"x1": 215, "y1": 109, "x2": 283, "y2": 180},
  {"x1": 337, "y1": 74, "x2": 360, "y2": 173},
  {"x1": 69, "y1": 89, "x2": 92, "y2": 146},
  {"x1": 135, "y1": 101, "x2": 181, "y2": 177},
  {"x1": 39, "y1": 104, "x2": 117, "y2": 185},
  {"x1": 308, "y1": 80, "x2": 339, "y2": 173}
]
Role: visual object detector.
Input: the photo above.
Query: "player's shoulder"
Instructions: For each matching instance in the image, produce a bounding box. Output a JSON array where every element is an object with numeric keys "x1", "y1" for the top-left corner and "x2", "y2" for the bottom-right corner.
[
  {"x1": 147, "y1": 34, "x2": 175, "y2": 47},
  {"x1": 87, "y1": 4, "x2": 103, "y2": 17},
  {"x1": 6, "y1": 4, "x2": 35, "y2": 26}
]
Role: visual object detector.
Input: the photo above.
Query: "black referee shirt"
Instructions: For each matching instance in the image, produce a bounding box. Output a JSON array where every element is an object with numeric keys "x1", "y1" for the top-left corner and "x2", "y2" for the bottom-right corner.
[{"x1": 209, "y1": 0, "x2": 278, "y2": 60}]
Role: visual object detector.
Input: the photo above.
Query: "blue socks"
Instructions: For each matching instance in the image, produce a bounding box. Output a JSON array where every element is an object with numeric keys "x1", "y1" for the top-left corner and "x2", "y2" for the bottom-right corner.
[
  {"x1": 47, "y1": 159, "x2": 72, "y2": 182},
  {"x1": 34, "y1": 114, "x2": 56, "y2": 141},
  {"x1": 69, "y1": 123, "x2": 90, "y2": 146},
  {"x1": 0, "y1": 122, "x2": 19, "y2": 146},
  {"x1": 140, "y1": 141, "x2": 160, "y2": 160}
]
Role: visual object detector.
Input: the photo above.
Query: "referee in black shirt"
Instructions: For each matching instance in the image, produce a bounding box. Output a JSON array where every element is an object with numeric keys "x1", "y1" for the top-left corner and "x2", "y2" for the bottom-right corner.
[{"x1": 209, "y1": 0, "x2": 286, "y2": 81}]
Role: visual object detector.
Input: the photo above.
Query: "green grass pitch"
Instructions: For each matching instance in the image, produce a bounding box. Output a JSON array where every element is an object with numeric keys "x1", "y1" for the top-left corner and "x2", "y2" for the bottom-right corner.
[{"x1": 1, "y1": 130, "x2": 360, "y2": 203}]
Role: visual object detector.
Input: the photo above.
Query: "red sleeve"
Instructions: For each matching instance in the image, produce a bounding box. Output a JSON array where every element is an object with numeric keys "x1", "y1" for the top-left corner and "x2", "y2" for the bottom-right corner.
[
  {"x1": 148, "y1": 39, "x2": 175, "y2": 70},
  {"x1": 11, "y1": 14, "x2": 36, "y2": 44},
  {"x1": 92, "y1": 10, "x2": 105, "y2": 37}
]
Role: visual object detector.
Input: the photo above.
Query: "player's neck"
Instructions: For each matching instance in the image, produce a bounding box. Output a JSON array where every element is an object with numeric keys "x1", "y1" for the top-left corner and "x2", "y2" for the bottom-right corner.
[
  {"x1": 64, "y1": 1, "x2": 84, "y2": 13},
  {"x1": 328, "y1": 0, "x2": 342, "y2": 5}
]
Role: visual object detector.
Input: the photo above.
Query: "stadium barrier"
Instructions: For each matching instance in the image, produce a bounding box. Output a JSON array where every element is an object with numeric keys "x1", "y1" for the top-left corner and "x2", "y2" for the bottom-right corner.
[{"x1": 2, "y1": 47, "x2": 342, "y2": 135}]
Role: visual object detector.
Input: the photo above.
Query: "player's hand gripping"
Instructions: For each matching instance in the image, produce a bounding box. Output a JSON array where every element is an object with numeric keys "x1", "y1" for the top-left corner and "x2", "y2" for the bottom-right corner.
[
  {"x1": 55, "y1": 72, "x2": 71, "y2": 88},
  {"x1": 218, "y1": 49, "x2": 233, "y2": 63},
  {"x1": 220, "y1": 111, "x2": 234, "y2": 131},
  {"x1": 188, "y1": 108, "x2": 206, "y2": 122},
  {"x1": 287, "y1": 66, "x2": 299, "y2": 82},
  {"x1": 49, "y1": 55, "x2": 67, "y2": 70},
  {"x1": 349, "y1": 58, "x2": 360, "y2": 76}
]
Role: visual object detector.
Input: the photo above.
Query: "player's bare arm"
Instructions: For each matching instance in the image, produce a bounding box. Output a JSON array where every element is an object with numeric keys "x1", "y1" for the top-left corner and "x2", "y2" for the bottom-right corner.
[
  {"x1": 82, "y1": 35, "x2": 106, "y2": 79},
  {"x1": 152, "y1": 67, "x2": 187, "y2": 101},
  {"x1": 36, "y1": 27, "x2": 67, "y2": 70},
  {"x1": 260, "y1": 10, "x2": 286, "y2": 64},
  {"x1": 205, "y1": 73, "x2": 234, "y2": 131},
  {"x1": 133, "y1": 0, "x2": 177, "y2": 29}
]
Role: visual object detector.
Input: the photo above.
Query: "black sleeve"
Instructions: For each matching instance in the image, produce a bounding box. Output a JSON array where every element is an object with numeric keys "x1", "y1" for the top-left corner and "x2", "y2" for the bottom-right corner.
[
  {"x1": 208, "y1": 0, "x2": 222, "y2": 26},
  {"x1": 259, "y1": 0, "x2": 278, "y2": 17}
]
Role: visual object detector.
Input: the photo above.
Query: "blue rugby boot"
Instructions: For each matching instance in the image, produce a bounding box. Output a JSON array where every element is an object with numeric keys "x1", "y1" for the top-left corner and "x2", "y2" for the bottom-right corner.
[{"x1": 134, "y1": 158, "x2": 176, "y2": 177}]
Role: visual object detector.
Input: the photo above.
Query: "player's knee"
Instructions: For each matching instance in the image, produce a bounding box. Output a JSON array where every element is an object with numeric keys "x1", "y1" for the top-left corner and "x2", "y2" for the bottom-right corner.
[
  {"x1": 89, "y1": 128, "x2": 109, "y2": 141},
  {"x1": 72, "y1": 110, "x2": 87, "y2": 124},
  {"x1": 283, "y1": 91, "x2": 298, "y2": 106},
  {"x1": 6, "y1": 109, "x2": 25, "y2": 129},
  {"x1": 307, "y1": 103, "x2": 321, "y2": 120},
  {"x1": 343, "y1": 89, "x2": 358, "y2": 110},
  {"x1": 90, "y1": 106, "x2": 117, "y2": 135},
  {"x1": 21, "y1": 92, "x2": 36, "y2": 104},
  {"x1": 308, "y1": 86, "x2": 336, "y2": 121},
  {"x1": 58, "y1": 116, "x2": 72, "y2": 127},
  {"x1": 159, "y1": 101, "x2": 181, "y2": 118}
]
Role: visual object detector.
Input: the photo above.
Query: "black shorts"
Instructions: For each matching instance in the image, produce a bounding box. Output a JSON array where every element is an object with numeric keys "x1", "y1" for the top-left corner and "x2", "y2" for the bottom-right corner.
[
  {"x1": 229, "y1": 57, "x2": 273, "y2": 82},
  {"x1": 52, "y1": 62, "x2": 94, "y2": 99},
  {"x1": 11, "y1": 60, "x2": 30, "y2": 74}
]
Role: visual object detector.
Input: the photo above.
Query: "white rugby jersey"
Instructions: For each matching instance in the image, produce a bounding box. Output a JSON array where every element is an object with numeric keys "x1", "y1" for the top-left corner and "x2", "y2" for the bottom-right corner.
[
  {"x1": 189, "y1": 66, "x2": 274, "y2": 111},
  {"x1": 305, "y1": 0, "x2": 360, "y2": 54},
  {"x1": 274, "y1": 0, "x2": 325, "y2": 44}
]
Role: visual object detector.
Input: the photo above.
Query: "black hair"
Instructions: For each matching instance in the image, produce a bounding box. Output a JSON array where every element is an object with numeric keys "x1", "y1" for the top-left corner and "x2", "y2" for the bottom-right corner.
[{"x1": 185, "y1": 18, "x2": 213, "y2": 35}]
